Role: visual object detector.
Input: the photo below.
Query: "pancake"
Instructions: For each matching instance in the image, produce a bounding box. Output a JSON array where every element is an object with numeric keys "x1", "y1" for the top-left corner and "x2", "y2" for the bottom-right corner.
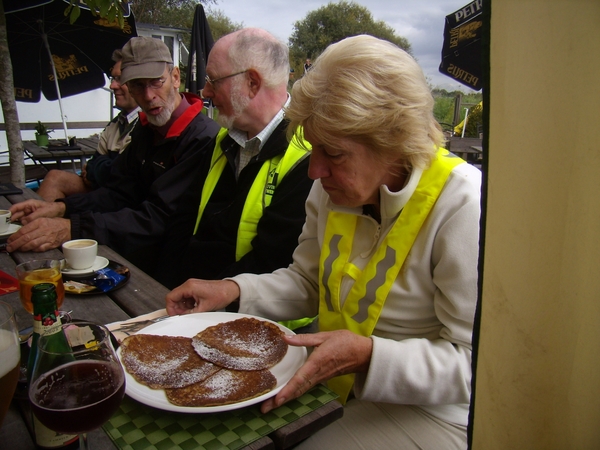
[
  {"x1": 192, "y1": 317, "x2": 288, "y2": 371},
  {"x1": 120, "y1": 334, "x2": 220, "y2": 389},
  {"x1": 165, "y1": 368, "x2": 277, "y2": 407}
]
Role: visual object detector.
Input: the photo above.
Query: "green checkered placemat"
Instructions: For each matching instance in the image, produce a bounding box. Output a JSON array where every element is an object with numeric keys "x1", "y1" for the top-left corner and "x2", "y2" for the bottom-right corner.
[{"x1": 103, "y1": 384, "x2": 339, "y2": 450}]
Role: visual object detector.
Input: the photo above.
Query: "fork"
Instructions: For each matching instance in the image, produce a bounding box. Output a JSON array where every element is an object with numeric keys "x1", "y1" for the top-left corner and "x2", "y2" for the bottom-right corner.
[{"x1": 111, "y1": 314, "x2": 170, "y2": 334}]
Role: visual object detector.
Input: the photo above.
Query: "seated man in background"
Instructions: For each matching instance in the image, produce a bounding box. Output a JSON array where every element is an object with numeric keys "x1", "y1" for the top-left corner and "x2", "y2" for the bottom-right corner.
[
  {"x1": 154, "y1": 28, "x2": 313, "y2": 296},
  {"x1": 7, "y1": 37, "x2": 220, "y2": 274},
  {"x1": 37, "y1": 49, "x2": 141, "y2": 202}
]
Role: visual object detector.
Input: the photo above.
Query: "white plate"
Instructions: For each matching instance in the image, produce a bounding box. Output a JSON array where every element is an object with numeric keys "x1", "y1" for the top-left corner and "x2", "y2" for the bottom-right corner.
[
  {"x1": 117, "y1": 312, "x2": 307, "y2": 413},
  {"x1": 0, "y1": 223, "x2": 21, "y2": 238},
  {"x1": 61, "y1": 256, "x2": 109, "y2": 275}
]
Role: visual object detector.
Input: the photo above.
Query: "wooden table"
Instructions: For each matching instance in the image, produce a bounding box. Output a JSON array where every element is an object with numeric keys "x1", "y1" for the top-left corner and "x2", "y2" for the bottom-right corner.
[
  {"x1": 447, "y1": 136, "x2": 483, "y2": 163},
  {"x1": 0, "y1": 188, "x2": 342, "y2": 450},
  {"x1": 23, "y1": 136, "x2": 99, "y2": 171}
]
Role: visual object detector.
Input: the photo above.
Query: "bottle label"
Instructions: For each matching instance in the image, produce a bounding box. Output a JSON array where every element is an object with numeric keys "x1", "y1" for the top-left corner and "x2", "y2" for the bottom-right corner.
[
  {"x1": 33, "y1": 415, "x2": 78, "y2": 448},
  {"x1": 32, "y1": 309, "x2": 62, "y2": 337}
]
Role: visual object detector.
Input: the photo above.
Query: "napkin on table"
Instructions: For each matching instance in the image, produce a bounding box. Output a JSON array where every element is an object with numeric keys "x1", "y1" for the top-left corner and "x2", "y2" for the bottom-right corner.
[{"x1": 106, "y1": 308, "x2": 168, "y2": 343}]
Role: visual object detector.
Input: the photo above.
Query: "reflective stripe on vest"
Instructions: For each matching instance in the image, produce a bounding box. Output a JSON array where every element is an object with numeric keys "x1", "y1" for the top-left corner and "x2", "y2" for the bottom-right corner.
[
  {"x1": 318, "y1": 148, "x2": 464, "y2": 403},
  {"x1": 194, "y1": 128, "x2": 310, "y2": 261}
]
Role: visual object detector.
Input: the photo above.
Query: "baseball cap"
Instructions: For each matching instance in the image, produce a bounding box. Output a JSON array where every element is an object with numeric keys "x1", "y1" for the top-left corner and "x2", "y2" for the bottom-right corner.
[{"x1": 120, "y1": 37, "x2": 174, "y2": 84}]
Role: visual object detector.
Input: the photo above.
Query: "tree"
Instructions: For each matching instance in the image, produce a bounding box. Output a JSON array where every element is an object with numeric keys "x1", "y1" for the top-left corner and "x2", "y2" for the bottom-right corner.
[
  {"x1": 129, "y1": 2, "x2": 238, "y2": 86},
  {"x1": 130, "y1": 0, "x2": 214, "y2": 29},
  {"x1": 206, "y1": 8, "x2": 243, "y2": 41},
  {"x1": 289, "y1": 1, "x2": 412, "y2": 75},
  {"x1": 0, "y1": 0, "x2": 128, "y2": 187}
]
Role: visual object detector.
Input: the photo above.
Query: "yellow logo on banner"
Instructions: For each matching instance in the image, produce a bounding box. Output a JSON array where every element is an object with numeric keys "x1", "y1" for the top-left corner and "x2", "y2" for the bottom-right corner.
[
  {"x1": 93, "y1": 17, "x2": 134, "y2": 34},
  {"x1": 48, "y1": 55, "x2": 89, "y2": 81}
]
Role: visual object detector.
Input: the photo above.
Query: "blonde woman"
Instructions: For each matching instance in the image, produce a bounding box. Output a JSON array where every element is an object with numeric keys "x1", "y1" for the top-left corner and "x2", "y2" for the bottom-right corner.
[{"x1": 167, "y1": 35, "x2": 481, "y2": 448}]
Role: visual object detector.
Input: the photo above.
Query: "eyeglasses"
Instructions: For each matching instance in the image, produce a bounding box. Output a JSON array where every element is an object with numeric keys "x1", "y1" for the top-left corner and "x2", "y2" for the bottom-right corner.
[
  {"x1": 204, "y1": 70, "x2": 248, "y2": 88},
  {"x1": 127, "y1": 78, "x2": 167, "y2": 94},
  {"x1": 109, "y1": 76, "x2": 121, "y2": 85}
]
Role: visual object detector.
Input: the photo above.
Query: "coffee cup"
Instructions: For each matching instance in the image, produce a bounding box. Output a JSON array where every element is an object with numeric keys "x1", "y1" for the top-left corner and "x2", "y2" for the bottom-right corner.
[
  {"x1": 62, "y1": 239, "x2": 98, "y2": 270},
  {"x1": 0, "y1": 210, "x2": 11, "y2": 234}
]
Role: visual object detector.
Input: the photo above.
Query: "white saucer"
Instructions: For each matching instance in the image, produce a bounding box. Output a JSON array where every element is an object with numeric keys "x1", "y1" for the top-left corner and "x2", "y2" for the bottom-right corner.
[
  {"x1": 0, "y1": 223, "x2": 21, "y2": 238},
  {"x1": 61, "y1": 256, "x2": 109, "y2": 276}
]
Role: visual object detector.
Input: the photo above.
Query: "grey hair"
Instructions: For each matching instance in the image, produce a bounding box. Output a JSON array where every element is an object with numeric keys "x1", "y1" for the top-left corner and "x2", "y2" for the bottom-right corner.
[{"x1": 227, "y1": 28, "x2": 289, "y2": 88}]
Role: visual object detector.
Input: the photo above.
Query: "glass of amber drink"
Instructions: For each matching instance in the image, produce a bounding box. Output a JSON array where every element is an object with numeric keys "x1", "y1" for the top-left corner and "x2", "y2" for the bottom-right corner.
[
  {"x1": 0, "y1": 301, "x2": 20, "y2": 428},
  {"x1": 16, "y1": 260, "x2": 65, "y2": 314},
  {"x1": 29, "y1": 322, "x2": 125, "y2": 450}
]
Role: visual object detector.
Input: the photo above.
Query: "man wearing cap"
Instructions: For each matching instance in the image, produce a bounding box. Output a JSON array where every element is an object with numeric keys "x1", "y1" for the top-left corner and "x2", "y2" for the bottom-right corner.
[
  {"x1": 36, "y1": 49, "x2": 141, "y2": 202},
  {"x1": 8, "y1": 37, "x2": 220, "y2": 273}
]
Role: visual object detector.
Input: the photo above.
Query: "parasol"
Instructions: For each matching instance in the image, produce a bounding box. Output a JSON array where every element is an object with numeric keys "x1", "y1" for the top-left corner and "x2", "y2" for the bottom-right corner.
[
  {"x1": 4, "y1": 0, "x2": 137, "y2": 140},
  {"x1": 439, "y1": 0, "x2": 483, "y2": 91}
]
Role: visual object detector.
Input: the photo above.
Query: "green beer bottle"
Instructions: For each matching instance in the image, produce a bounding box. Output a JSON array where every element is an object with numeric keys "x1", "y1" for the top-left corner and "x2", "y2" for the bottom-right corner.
[{"x1": 27, "y1": 283, "x2": 79, "y2": 449}]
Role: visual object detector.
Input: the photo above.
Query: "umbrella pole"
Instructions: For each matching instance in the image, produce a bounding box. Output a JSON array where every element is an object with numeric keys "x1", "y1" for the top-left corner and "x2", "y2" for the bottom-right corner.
[
  {"x1": 461, "y1": 108, "x2": 469, "y2": 138},
  {"x1": 41, "y1": 32, "x2": 69, "y2": 144}
]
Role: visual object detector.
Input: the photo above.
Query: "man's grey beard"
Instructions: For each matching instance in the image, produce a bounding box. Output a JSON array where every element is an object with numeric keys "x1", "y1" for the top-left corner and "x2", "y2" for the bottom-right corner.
[
  {"x1": 216, "y1": 81, "x2": 250, "y2": 129},
  {"x1": 146, "y1": 87, "x2": 178, "y2": 127}
]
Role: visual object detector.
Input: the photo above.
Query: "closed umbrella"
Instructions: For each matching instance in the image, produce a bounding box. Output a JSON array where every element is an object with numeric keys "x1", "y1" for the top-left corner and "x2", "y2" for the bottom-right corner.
[
  {"x1": 4, "y1": 0, "x2": 137, "y2": 140},
  {"x1": 185, "y1": 4, "x2": 213, "y2": 116}
]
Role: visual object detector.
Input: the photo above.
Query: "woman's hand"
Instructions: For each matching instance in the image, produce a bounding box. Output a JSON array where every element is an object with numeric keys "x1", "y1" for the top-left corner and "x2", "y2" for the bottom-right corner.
[
  {"x1": 165, "y1": 279, "x2": 241, "y2": 316},
  {"x1": 260, "y1": 330, "x2": 373, "y2": 413}
]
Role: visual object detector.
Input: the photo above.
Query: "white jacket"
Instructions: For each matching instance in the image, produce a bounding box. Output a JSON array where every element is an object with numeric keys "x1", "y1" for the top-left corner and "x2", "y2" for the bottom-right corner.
[{"x1": 235, "y1": 161, "x2": 482, "y2": 426}]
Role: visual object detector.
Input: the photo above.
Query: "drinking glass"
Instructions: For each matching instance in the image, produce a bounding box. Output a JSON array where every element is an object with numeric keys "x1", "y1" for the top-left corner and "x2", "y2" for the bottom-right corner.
[
  {"x1": 0, "y1": 301, "x2": 20, "y2": 428},
  {"x1": 28, "y1": 322, "x2": 125, "y2": 450},
  {"x1": 16, "y1": 259, "x2": 65, "y2": 314}
]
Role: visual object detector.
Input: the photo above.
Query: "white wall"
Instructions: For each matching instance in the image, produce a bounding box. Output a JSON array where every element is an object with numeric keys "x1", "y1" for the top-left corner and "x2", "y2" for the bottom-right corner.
[{"x1": 0, "y1": 84, "x2": 114, "y2": 158}]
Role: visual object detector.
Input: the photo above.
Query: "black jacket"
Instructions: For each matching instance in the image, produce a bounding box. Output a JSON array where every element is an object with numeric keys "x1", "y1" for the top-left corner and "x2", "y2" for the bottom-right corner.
[
  {"x1": 155, "y1": 120, "x2": 314, "y2": 288},
  {"x1": 62, "y1": 94, "x2": 220, "y2": 273}
]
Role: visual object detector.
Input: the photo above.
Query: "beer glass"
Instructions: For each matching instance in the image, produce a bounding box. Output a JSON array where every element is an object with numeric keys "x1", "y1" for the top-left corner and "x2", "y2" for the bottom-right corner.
[
  {"x1": 0, "y1": 301, "x2": 20, "y2": 428},
  {"x1": 16, "y1": 260, "x2": 65, "y2": 314},
  {"x1": 29, "y1": 322, "x2": 125, "y2": 450}
]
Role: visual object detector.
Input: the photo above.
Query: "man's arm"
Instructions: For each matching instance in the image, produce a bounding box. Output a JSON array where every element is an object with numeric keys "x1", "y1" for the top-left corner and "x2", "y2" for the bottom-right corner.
[
  {"x1": 69, "y1": 121, "x2": 219, "y2": 270},
  {"x1": 9, "y1": 200, "x2": 66, "y2": 223},
  {"x1": 84, "y1": 152, "x2": 120, "y2": 188}
]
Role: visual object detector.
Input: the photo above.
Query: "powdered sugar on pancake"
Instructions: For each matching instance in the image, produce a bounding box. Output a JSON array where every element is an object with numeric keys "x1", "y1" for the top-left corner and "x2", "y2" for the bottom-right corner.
[
  {"x1": 191, "y1": 317, "x2": 288, "y2": 370},
  {"x1": 121, "y1": 334, "x2": 220, "y2": 389},
  {"x1": 165, "y1": 368, "x2": 277, "y2": 407}
]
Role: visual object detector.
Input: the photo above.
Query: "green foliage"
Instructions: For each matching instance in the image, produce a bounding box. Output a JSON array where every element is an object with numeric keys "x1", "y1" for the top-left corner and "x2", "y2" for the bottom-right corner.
[
  {"x1": 206, "y1": 8, "x2": 244, "y2": 41},
  {"x1": 433, "y1": 97, "x2": 456, "y2": 129},
  {"x1": 130, "y1": 0, "x2": 215, "y2": 28},
  {"x1": 70, "y1": 0, "x2": 131, "y2": 28},
  {"x1": 34, "y1": 121, "x2": 52, "y2": 136},
  {"x1": 289, "y1": 1, "x2": 411, "y2": 75},
  {"x1": 433, "y1": 90, "x2": 483, "y2": 137}
]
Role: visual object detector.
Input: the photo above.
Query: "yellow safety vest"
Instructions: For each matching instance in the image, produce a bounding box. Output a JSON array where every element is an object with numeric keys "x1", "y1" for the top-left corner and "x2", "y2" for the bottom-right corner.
[
  {"x1": 194, "y1": 128, "x2": 310, "y2": 258},
  {"x1": 194, "y1": 128, "x2": 314, "y2": 330},
  {"x1": 319, "y1": 148, "x2": 465, "y2": 403}
]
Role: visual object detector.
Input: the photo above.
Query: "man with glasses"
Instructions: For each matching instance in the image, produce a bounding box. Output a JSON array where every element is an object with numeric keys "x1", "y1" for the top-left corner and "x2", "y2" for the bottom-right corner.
[
  {"x1": 8, "y1": 37, "x2": 220, "y2": 274},
  {"x1": 36, "y1": 49, "x2": 141, "y2": 202},
  {"x1": 154, "y1": 29, "x2": 313, "y2": 314}
]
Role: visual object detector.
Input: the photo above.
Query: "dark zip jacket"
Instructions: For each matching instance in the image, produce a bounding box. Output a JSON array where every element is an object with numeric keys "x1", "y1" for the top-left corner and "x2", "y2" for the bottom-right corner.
[
  {"x1": 155, "y1": 120, "x2": 313, "y2": 289},
  {"x1": 61, "y1": 93, "x2": 220, "y2": 273}
]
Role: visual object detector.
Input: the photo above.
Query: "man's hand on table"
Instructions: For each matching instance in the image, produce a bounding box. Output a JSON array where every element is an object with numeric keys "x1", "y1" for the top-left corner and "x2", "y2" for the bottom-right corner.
[
  {"x1": 9, "y1": 199, "x2": 66, "y2": 224},
  {"x1": 165, "y1": 279, "x2": 240, "y2": 315},
  {"x1": 7, "y1": 217, "x2": 71, "y2": 252}
]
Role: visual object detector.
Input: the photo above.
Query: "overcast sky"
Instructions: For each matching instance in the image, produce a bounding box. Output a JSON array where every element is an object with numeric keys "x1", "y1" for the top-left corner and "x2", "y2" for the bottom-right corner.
[{"x1": 209, "y1": 0, "x2": 472, "y2": 91}]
